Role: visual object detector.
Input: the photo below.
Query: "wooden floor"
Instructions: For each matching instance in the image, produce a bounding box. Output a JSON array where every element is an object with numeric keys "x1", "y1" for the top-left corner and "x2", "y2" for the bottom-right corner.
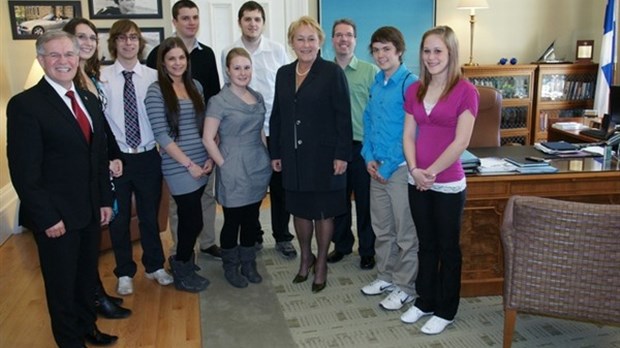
[{"x1": 0, "y1": 230, "x2": 202, "y2": 347}]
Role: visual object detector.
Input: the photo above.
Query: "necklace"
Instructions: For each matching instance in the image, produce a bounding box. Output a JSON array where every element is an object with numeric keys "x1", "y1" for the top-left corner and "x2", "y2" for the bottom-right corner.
[{"x1": 296, "y1": 63, "x2": 310, "y2": 76}]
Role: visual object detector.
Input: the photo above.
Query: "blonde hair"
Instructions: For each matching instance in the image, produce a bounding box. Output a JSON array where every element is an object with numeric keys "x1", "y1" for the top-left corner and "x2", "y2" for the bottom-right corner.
[{"x1": 287, "y1": 16, "x2": 324, "y2": 47}]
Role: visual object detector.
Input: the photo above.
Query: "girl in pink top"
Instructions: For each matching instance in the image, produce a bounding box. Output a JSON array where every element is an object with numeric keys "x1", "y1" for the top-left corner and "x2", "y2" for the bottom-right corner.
[{"x1": 401, "y1": 26, "x2": 479, "y2": 335}]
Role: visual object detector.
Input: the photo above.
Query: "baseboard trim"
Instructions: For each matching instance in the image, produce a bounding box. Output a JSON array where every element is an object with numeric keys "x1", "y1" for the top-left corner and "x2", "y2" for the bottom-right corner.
[{"x1": 0, "y1": 184, "x2": 22, "y2": 246}]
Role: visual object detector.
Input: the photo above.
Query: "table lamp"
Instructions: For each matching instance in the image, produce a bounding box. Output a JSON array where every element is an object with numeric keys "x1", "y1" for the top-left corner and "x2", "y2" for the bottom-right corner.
[
  {"x1": 457, "y1": 0, "x2": 489, "y2": 66},
  {"x1": 24, "y1": 58, "x2": 44, "y2": 90}
]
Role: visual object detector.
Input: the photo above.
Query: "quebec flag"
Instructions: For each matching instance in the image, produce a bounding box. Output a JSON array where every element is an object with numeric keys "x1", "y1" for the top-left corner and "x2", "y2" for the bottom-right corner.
[{"x1": 594, "y1": 0, "x2": 617, "y2": 115}]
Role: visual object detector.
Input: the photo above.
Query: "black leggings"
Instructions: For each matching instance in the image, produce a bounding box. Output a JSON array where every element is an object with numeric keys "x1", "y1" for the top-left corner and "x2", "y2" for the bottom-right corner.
[
  {"x1": 220, "y1": 202, "x2": 261, "y2": 249},
  {"x1": 172, "y1": 185, "x2": 206, "y2": 262}
]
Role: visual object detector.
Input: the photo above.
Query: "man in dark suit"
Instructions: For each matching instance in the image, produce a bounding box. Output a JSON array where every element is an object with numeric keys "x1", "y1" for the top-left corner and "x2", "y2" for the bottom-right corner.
[{"x1": 7, "y1": 30, "x2": 117, "y2": 347}]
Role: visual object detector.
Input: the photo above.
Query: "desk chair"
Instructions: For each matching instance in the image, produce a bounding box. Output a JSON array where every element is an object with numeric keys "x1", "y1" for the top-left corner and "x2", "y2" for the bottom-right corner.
[
  {"x1": 500, "y1": 196, "x2": 620, "y2": 348},
  {"x1": 469, "y1": 86, "x2": 502, "y2": 148}
]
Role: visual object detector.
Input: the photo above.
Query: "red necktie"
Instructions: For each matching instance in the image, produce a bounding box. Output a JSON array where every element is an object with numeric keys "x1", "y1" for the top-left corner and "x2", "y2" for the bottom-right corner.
[{"x1": 65, "y1": 90, "x2": 92, "y2": 143}]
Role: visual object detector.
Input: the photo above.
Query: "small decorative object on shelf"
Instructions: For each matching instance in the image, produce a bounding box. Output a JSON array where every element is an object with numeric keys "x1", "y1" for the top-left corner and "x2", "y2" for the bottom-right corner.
[{"x1": 575, "y1": 40, "x2": 594, "y2": 63}]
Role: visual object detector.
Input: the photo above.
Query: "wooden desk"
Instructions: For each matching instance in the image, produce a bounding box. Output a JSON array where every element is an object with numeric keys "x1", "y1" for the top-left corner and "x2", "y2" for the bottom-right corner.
[
  {"x1": 461, "y1": 146, "x2": 620, "y2": 297},
  {"x1": 547, "y1": 126, "x2": 600, "y2": 143}
]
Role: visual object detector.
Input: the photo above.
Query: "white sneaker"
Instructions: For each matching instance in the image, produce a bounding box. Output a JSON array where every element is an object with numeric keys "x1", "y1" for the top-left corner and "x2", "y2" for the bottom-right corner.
[
  {"x1": 117, "y1": 276, "x2": 133, "y2": 295},
  {"x1": 379, "y1": 289, "x2": 414, "y2": 310},
  {"x1": 421, "y1": 316, "x2": 454, "y2": 335},
  {"x1": 145, "y1": 268, "x2": 173, "y2": 286},
  {"x1": 401, "y1": 305, "x2": 433, "y2": 324},
  {"x1": 361, "y1": 279, "x2": 395, "y2": 296}
]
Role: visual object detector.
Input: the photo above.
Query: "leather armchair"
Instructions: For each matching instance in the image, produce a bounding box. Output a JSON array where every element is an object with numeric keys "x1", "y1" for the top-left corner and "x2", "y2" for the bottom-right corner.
[
  {"x1": 469, "y1": 86, "x2": 502, "y2": 148},
  {"x1": 500, "y1": 195, "x2": 620, "y2": 348}
]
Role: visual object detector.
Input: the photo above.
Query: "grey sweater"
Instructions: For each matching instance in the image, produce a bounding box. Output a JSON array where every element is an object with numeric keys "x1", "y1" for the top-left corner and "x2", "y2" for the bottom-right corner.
[{"x1": 145, "y1": 80, "x2": 208, "y2": 195}]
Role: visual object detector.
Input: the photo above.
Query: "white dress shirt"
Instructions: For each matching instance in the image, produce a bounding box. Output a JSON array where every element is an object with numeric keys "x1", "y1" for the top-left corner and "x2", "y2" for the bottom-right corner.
[
  {"x1": 44, "y1": 76, "x2": 92, "y2": 128},
  {"x1": 221, "y1": 35, "x2": 290, "y2": 136},
  {"x1": 100, "y1": 60, "x2": 158, "y2": 152}
]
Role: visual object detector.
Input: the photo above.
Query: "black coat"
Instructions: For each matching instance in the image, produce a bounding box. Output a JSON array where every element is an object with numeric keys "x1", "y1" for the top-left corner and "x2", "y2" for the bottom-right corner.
[
  {"x1": 7, "y1": 78, "x2": 113, "y2": 232},
  {"x1": 269, "y1": 57, "x2": 352, "y2": 192}
]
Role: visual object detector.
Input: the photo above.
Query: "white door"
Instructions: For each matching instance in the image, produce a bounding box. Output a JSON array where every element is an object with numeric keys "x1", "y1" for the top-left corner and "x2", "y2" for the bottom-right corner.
[{"x1": 191, "y1": 0, "x2": 309, "y2": 84}]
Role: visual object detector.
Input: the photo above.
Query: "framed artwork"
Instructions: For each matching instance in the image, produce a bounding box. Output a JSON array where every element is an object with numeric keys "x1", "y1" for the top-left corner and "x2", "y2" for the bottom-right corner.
[
  {"x1": 575, "y1": 40, "x2": 594, "y2": 63},
  {"x1": 8, "y1": 0, "x2": 82, "y2": 40},
  {"x1": 98, "y1": 27, "x2": 164, "y2": 65},
  {"x1": 318, "y1": 0, "x2": 435, "y2": 74},
  {"x1": 89, "y1": 0, "x2": 162, "y2": 19}
]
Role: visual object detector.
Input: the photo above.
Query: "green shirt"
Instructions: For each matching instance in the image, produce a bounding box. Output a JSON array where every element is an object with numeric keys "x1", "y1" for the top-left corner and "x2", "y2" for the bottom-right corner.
[{"x1": 340, "y1": 56, "x2": 379, "y2": 141}]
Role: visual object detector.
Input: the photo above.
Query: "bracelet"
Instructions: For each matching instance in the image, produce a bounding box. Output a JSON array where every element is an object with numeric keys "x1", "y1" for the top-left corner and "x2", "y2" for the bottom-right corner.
[
  {"x1": 185, "y1": 161, "x2": 194, "y2": 169},
  {"x1": 409, "y1": 166, "x2": 417, "y2": 174}
]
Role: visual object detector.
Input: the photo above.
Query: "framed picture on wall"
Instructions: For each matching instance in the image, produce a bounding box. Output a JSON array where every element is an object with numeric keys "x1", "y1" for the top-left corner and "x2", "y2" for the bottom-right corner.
[
  {"x1": 8, "y1": 0, "x2": 82, "y2": 40},
  {"x1": 318, "y1": 0, "x2": 435, "y2": 74},
  {"x1": 89, "y1": 0, "x2": 162, "y2": 19},
  {"x1": 98, "y1": 27, "x2": 164, "y2": 65}
]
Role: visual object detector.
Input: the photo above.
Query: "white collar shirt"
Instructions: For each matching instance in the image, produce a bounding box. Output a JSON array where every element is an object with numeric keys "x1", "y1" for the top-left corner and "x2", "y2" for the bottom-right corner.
[
  {"x1": 100, "y1": 60, "x2": 158, "y2": 152},
  {"x1": 221, "y1": 35, "x2": 290, "y2": 136},
  {"x1": 45, "y1": 75, "x2": 92, "y2": 127}
]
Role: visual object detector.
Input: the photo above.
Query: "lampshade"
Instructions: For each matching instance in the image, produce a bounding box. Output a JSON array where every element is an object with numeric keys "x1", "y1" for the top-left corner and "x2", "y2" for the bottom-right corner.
[
  {"x1": 457, "y1": 0, "x2": 489, "y2": 14},
  {"x1": 23, "y1": 59, "x2": 44, "y2": 90}
]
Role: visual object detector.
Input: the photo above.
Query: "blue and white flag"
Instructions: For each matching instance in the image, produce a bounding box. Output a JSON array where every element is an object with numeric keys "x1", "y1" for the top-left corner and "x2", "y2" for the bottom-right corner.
[{"x1": 594, "y1": 0, "x2": 617, "y2": 115}]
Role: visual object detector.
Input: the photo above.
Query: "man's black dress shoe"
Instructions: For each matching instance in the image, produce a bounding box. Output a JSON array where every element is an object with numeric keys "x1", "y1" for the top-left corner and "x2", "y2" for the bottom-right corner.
[
  {"x1": 326, "y1": 250, "x2": 347, "y2": 263},
  {"x1": 95, "y1": 295, "x2": 132, "y2": 319},
  {"x1": 360, "y1": 256, "x2": 376, "y2": 270},
  {"x1": 107, "y1": 294, "x2": 123, "y2": 306},
  {"x1": 85, "y1": 327, "x2": 118, "y2": 346}
]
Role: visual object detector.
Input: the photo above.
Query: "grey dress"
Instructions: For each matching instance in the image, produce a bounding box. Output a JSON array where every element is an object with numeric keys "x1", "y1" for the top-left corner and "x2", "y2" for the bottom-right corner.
[{"x1": 206, "y1": 84, "x2": 272, "y2": 208}]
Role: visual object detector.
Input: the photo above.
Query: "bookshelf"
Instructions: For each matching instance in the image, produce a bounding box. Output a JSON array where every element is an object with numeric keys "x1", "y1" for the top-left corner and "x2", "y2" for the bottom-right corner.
[
  {"x1": 462, "y1": 65, "x2": 536, "y2": 145},
  {"x1": 532, "y1": 63, "x2": 598, "y2": 142}
]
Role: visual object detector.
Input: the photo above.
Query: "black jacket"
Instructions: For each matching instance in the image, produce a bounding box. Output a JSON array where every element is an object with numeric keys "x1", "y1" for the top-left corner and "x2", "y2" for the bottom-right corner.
[
  {"x1": 270, "y1": 57, "x2": 352, "y2": 192},
  {"x1": 7, "y1": 78, "x2": 113, "y2": 232}
]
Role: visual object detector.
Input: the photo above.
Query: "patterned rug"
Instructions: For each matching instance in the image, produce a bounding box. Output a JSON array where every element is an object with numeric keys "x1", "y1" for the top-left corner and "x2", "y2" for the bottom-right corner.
[{"x1": 200, "y1": 208, "x2": 620, "y2": 348}]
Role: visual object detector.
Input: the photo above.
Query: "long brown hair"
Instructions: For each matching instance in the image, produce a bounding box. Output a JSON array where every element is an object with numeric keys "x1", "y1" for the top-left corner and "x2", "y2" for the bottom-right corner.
[
  {"x1": 416, "y1": 26, "x2": 462, "y2": 102},
  {"x1": 156, "y1": 37, "x2": 205, "y2": 138},
  {"x1": 63, "y1": 18, "x2": 101, "y2": 89}
]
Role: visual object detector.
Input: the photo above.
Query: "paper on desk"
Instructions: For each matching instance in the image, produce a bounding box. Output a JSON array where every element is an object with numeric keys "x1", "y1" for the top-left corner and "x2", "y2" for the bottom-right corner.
[
  {"x1": 552, "y1": 122, "x2": 588, "y2": 130},
  {"x1": 581, "y1": 146, "x2": 605, "y2": 155},
  {"x1": 477, "y1": 157, "x2": 518, "y2": 174}
]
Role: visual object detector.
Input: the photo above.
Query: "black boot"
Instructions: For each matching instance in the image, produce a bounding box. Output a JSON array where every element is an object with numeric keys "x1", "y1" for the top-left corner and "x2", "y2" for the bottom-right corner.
[
  {"x1": 169, "y1": 256, "x2": 210, "y2": 292},
  {"x1": 95, "y1": 283, "x2": 132, "y2": 319},
  {"x1": 221, "y1": 246, "x2": 249, "y2": 288},
  {"x1": 239, "y1": 246, "x2": 262, "y2": 283}
]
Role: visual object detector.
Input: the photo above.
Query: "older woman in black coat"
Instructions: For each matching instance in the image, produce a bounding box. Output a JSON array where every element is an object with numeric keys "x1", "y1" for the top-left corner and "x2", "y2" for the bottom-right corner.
[{"x1": 269, "y1": 16, "x2": 352, "y2": 293}]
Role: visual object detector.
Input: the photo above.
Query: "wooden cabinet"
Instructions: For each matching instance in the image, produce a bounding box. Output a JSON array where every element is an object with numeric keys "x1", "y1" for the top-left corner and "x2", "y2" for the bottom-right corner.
[
  {"x1": 532, "y1": 63, "x2": 598, "y2": 142},
  {"x1": 462, "y1": 147, "x2": 620, "y2": 297},
  {"x1": 463, "y1": 65, "x2": 536, "y2": 145}
]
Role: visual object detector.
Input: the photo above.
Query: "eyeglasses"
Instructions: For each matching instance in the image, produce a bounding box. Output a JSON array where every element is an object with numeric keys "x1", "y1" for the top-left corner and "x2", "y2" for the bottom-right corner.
[
  {"x1": 76, "y1": 33, "x2": 98, "y2": 42},
  {"x1": 116, "y1": 34, "x2": 139, "y2": 42},
  {"x1": 42, "y1": 52, "x2": 78, "y2": 60}
]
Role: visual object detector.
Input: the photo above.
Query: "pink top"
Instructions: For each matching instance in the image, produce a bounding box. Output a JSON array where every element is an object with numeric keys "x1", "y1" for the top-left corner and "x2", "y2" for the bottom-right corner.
[{"x1": 404, "y1": 79, "x2": 478, "y2": 183}]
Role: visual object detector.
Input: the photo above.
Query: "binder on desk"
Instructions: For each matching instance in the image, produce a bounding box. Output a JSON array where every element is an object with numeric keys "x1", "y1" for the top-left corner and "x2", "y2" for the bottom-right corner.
[
  {"x1": 504, "y1": 156, "x2": 552, "y2": 167},
  {"x1": 540, "y1": 141, "x2": 580, "y2": 153},
  {"x1": 515, "y1": 166, "x2": 558, "y2": 174},
  {"x1": 461, "y1": 149, "x2": 481, "y2": 169}
]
